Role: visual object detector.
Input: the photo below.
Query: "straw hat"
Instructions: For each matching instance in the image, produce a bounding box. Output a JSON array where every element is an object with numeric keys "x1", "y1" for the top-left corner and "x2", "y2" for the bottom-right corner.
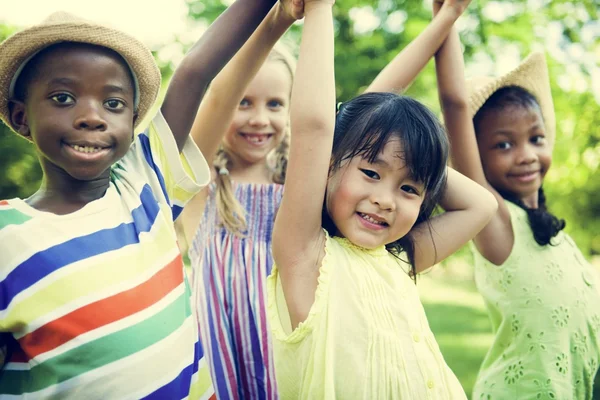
[
  {"x1": 467, "y1": 52, "x2": 556, "y2": 146},
  {"x1": 0, "y1": 12, "x2": 161, "y2": 132}
]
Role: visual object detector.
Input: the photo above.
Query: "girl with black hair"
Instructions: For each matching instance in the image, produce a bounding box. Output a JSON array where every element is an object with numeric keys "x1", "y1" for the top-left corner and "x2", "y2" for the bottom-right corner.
[
  {"x1": 266, "y1": 0, "x2": 496, "y2": 397},
  {"x1": 434, "y1": 3, "x2": 600, "y2": 398}
]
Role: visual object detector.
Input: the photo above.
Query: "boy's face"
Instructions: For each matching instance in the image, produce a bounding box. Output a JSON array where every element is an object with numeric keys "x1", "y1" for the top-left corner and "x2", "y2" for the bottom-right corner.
[{"x1": 10, "y1": 44, "x2": 136, "y2": 182}]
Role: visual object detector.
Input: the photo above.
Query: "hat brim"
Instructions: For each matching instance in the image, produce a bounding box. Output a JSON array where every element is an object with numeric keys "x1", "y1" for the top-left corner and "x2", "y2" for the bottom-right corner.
[
  {"x1": 0, "y1": 14, "x2": 160, "y2": 133},
  {"x1": 467, "y1": 52, "x2": 556, "y2": 146}
]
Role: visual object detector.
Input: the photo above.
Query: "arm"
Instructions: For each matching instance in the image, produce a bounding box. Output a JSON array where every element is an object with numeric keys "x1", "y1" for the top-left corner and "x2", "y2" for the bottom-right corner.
[
  {"x1": 434, "y1": 19, "x2": 514, "y2": 265},
  {"x1": 177, "y1": 2, "x2": 299, "y2": 245},
  {"x1": 161, "y1": 0, "x2": 277, "y2": 151},
  {"x1": 365, "y1": 0, "x2": 471, "y2": 94},
  {"x1": 409, "y1": 168, "x2": 498, "y2": 273},
  {"x1": 191, "y1": 2, "x2": 299, "y2": 167},
  {"x1": 272, "y1": 0, "x2": 335, "y2": 327}
]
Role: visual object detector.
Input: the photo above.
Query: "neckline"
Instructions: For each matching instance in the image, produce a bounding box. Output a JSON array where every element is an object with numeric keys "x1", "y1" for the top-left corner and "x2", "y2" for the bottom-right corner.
[
  {"x1": 333, "y1": 236, "x2": 388, "y2": 256},
  {"x1": 10, "y1": 184, "x2": 116, "y2": 219}
]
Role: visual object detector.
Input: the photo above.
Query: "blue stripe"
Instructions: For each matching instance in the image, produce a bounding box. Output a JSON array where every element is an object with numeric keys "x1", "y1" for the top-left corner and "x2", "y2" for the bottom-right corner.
[
  {"x1": 141, "y1": 362, "x2": 194, "y2": 400},
  {"x1": 139, "y1": 133, "x2": 171, "y2": 208},
  {"x1": 0, "y1": 185, "x2": 160, "y2": 311},
  {"x1": 172, "y1": 204, "x2": 183, "y2": 221}
]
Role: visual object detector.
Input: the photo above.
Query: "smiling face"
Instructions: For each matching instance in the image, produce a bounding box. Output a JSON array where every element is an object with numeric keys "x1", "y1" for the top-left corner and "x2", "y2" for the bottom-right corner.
[
  {"x1": 222, "y1": 60, "x2": 292, "y2": 167},
  {"x1": 476, "y1": 104, "x2": 551, "y2": 207},
  {"x1": 10, "y1": 43, "x2": 136, "y2": 183},
  {"x1": 325, "y1": 138, "x2": 425, "y2": 249}
]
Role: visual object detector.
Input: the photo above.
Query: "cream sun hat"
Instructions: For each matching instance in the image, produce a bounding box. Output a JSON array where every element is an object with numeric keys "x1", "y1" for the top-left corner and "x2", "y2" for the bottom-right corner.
[
  {"x1": 0, "y1": 11, "x2": 161, "y2": 133},
  {"x1": 467, "y1": 52, "x2": 556, "y2": 147}
]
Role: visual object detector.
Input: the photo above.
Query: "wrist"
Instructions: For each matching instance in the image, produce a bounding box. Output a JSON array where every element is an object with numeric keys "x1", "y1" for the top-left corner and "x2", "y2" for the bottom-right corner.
[
  {"x1": 304, "y1": 2, "x2": 333, "y2": 14},
  {"x1": 274, "y1": 2, "x2": 297, "y2": 26}
]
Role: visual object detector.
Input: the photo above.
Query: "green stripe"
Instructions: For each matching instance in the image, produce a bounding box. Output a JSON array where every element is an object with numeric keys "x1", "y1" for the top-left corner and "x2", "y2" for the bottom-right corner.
[
  {"x1": 0, "y1": 292, "x2": 191, "y2": 395},
  {"x1": 0, "y1": 208, "x2": 31, "y2": 229}
]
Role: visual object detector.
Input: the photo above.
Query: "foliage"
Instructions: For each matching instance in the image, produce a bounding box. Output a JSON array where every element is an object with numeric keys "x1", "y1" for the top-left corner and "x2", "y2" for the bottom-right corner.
[{"x1": 0, "y1": 0, "x2": 598, "y2": 256}]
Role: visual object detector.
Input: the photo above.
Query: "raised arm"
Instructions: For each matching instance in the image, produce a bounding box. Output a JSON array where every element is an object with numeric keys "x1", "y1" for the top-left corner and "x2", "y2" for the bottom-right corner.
[
  {"x1": 161, "y1": 0, "x2": 277, "y2": 151},
  {"x1": 365, "y1": 0, "x2": 471, "y2": 94},
  {"x1": 191, "y1": 2, "x2": 300, "y2": 166},
  {"x1": 272, "y1": 0, "x2": 335, "y2": 326},
  {"x1": 434, "y1": 13, "x2": 514, "y2": 265},
  {"x1": 409, "y1": 168, "x2": 497, "y2": 273}
]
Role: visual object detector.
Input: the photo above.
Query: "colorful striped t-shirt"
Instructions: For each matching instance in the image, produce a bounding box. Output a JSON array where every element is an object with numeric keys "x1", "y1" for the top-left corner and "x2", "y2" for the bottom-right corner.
[{"x1": 0, "y1": 112, "x2": 214, "y2": 399}]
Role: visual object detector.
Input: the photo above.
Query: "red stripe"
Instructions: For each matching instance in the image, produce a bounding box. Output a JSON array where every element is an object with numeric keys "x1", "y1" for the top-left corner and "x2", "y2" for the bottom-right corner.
[
  {"x1": 18, "y1": 255, "x2": 184, "y2": 358},
  {"x1": 0, "y1": 200, "x2": 9, "y2": 206}
]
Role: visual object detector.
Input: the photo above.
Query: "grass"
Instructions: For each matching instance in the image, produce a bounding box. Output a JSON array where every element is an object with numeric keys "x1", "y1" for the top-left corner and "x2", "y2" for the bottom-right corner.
[{"x1": 418, "y1": 258, "x2": 493, "y2": 399}]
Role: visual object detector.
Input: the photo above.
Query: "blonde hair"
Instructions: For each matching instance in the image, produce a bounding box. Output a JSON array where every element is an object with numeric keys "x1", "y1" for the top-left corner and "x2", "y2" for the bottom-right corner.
[{"x1": 214, "y1": 43, "x2": 296, "y2": 236}]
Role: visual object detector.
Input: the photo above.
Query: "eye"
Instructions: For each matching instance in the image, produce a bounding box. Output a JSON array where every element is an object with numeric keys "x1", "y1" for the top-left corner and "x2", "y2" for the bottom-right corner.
[
  {"x1": 267, "y1": 99, "x2": 284, "y2": 109},
  {"x1": 494, "y1": 141, "x2": 512, "y2": 150},
  {"x1": 105, "y1": 99, "x2": 125, "y2": 110},
  {"x1": 50, "y1": 93, "x2": 74, "y2": 105},
  {"x1": 401, "y1": 185, "x2": 420, "y2": 196},
  {"x1": 239, "y1": 98, "x2": 251, "y2": 107},
  {"x1": 531, "y1": 135, "x2": 546, "y2": 145},
  {"x1": 360, "y1": 168, "x2": 380, "y2": 180}
]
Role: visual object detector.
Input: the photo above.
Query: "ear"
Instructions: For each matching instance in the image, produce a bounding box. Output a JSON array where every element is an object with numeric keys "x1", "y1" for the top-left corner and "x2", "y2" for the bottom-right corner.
[
  {"x1": 9, "y1": 100, "x2": 32, "y2": 141},
  {"x1": 131, "y1": 112, "x2": 139, "y2": 140}
]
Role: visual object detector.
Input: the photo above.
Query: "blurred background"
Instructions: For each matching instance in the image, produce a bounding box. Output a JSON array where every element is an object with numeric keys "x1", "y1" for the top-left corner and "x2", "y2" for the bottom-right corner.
[{"x1": 1, "y1": 0, "x2": 598, "y2": 397}]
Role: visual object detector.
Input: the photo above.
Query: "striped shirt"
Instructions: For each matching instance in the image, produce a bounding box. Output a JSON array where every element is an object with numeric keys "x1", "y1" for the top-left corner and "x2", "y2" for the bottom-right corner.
[
  {"x1": 189, "y1": 182, "x2": 283, "y2": 399},
  {"x1": 0, "y1": 112, "x2": 215, "y2": 399}
]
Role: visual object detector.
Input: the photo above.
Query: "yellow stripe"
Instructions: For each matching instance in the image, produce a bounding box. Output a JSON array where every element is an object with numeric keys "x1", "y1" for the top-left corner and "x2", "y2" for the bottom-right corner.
[
  {"x1": 149, "y1": 124, "x2": 177, "y2": 201},
  {"x1": 1, "y1": 219, "x2": 178, "y2": 329},
  {"x1": 187, "y1": 363, "x2": 214, "y2": 400}
]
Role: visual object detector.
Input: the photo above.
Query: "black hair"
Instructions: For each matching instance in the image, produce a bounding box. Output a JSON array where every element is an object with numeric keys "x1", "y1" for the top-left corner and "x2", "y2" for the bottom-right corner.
[
  {"x1": 322, "y1": 92, "x2": 449, "y2": 278},
  {"x1": 13, "y1": 42, "x2": 135, "y2": 102},
  {"x1": 473, "y1": 86, "x2": 565, "y2": 245}
]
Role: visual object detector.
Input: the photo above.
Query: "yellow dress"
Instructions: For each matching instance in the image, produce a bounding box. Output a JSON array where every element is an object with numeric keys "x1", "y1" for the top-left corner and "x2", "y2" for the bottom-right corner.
[{"x1": 267, "y1": 231, "x2": 467, "y2": 399}]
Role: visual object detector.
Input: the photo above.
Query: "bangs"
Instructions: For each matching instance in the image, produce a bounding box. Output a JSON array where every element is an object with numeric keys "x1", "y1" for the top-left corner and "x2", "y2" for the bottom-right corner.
[{"x1": 332, "y1": 93, "x2": 448, "y2": 192}]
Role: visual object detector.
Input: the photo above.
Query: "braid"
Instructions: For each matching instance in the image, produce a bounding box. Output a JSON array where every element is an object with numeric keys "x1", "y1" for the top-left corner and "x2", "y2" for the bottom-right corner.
[
  {"x1": 271, "y1": 129, "x2": 289, "y2": 184},
  {"x1": 214, "y1": 147, "x2": 247, "y2": 236},
  {"x1": 501, "y1": 187, "x2": 566, "y2": 246}
]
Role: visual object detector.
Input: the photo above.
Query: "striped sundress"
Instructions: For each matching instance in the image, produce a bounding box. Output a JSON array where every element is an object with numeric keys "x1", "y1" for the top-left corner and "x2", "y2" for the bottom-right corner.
[{"x1": 189, "y1": 181, "x2": 283, "y2": 400}]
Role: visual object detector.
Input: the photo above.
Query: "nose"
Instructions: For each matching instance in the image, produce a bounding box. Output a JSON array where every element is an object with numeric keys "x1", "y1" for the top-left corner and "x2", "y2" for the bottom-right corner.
[
  {"x1": 73, "y1": 101, "x2": 107, "y2": 131},
  {"x1": 370, "y1": 187, "x2": 395, "y2": 211},
  {"x1": 515, "y1": 143, "x2": 537, "y2": 164},
  {"x1": 248, "y1": 107, "x2": 269, "y2": 128}
]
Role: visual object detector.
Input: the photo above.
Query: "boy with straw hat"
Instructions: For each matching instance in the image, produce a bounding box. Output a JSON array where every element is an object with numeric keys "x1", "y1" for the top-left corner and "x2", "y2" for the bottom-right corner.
[{"x1": 0, "y1": 0, "x2": 279, "y2": 397}]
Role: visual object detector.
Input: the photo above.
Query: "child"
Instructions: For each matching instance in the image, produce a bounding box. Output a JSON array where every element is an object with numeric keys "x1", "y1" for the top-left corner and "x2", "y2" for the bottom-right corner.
[
  {"x1": 179, "y1": 0, "x2": 473, "y2": 396},
  {"x1": 0, "y1": 1, "x2": 277, "y2": 397},
  {"x1": 433, "y1": 9, "x2": 600, "y2": 399},
  {"x1": 266, "y1": 0, "x2": 497, "y2": 397}
]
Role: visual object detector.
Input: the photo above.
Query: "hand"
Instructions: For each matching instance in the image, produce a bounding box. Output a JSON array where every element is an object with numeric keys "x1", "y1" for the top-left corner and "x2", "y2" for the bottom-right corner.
[
  {"x1": 279, "y1": 0, "x2": 304, "y2": 21},
  {"x1": 433, "y1": 0, "x2": 472, "y2": 18}
]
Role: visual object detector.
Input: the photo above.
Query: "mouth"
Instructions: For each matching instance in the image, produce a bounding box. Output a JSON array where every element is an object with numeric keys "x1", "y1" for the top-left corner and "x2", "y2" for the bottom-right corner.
[
  {"x1": 239, "y1": 132, "x2": 273, "y2": 146},
  {"x1": 63, "y1": 141, "x2": 112, "y2": 159},
  {"x1": 357, "y1": 212, "x2": 389, "y2": 230},
  {"x1": 508, "y1": 170, "x2": 540, "y2": 183}
]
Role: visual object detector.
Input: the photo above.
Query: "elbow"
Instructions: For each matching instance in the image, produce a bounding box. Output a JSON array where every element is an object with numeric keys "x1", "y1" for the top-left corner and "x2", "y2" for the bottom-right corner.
[
  {"x1": 480, "y1": 189, "x2": 499, "y2": 223},
  {"x1": 440, "y1": 95, "x2": 469, "y2": 112}
]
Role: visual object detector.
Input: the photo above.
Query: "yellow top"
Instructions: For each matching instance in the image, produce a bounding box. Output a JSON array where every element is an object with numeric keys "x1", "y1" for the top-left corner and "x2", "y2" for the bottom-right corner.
[{"x1": 267, "y1": 231, "x2": 466, "y2": 399}]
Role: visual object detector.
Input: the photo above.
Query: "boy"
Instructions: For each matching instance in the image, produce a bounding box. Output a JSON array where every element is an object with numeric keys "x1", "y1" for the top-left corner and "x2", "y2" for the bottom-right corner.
[{"x1": 0, "y1": 0, "x2": 277, "y2": 397}]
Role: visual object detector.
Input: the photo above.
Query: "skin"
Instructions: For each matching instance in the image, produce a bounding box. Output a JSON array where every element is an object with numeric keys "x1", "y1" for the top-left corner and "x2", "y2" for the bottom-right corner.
[
  {"x1": 434, "y1": 11, "x2": 552, "y2": 265},
  {"x1": 476, "y1": 105, "x2": 551, "y2": 208},
  {"x1": 179, "y1": 1, "x2": 299, "y2": 245},
  {"x1": 222, "y1": 61, "x2": 292, "y2": 184},
  {"x1": 326, "y1": 138, "x2": 424, "y2": 249},
  {"x1": 10, "y1": 45, "x2": 136, "y2": 215},
  {"x1": 273, "y1": 0, "x2": 496, "y2": 329},
  {"x1": 8, "y1": 0, "x2": 279, "y2": 215}
]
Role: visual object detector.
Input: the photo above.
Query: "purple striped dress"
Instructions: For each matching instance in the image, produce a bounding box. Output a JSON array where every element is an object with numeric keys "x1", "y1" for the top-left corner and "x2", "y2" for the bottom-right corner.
[{"x1": 189, "y1": 181, "x2": 283, "y2": 400}]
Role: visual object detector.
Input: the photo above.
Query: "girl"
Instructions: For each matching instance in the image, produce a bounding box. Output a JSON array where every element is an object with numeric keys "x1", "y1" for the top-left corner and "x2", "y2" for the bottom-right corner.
[
  {"x1": 267, "y1": 0, "x2": 497, "y2": 397},
  {"x1": 433, "y1": 11, "x2": 600, "y2": 399},
  {"x1": 178, "y1": 2, "x2": 301, "y2": 398},
  {"x1": 180, "y1": 0, "x2": 472, "y2": 396}
]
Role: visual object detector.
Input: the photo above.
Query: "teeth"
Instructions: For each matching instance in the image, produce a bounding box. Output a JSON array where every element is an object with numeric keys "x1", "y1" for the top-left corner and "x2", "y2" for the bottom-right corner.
[
  {"x1": 243, "y1": 134, "x2": 268, "y2": 144},
  {"x1": 70, "y1": 144, "x2": 102, "y2": 154},
  {"x1": 360, "y1": 213, "x2": 385, "y2": 225}
]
